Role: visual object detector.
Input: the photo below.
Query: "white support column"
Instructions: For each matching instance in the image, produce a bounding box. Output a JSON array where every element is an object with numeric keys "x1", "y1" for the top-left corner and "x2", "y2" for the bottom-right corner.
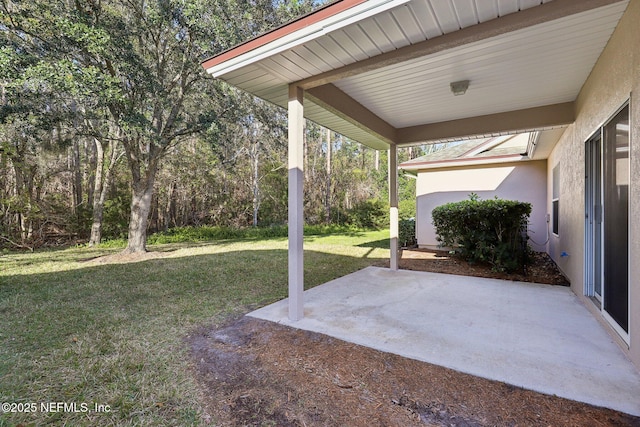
[
  {"x1": 389, "y1": 145, "x2": 399, "y2": 271},
  {"x1": 288, "y1": 84, "x2": 305, "y2": 321}
]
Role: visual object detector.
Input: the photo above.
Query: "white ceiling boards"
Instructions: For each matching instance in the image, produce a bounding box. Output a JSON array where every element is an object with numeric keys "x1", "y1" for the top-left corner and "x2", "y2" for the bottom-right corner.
[{"x1": 202, "y1": 0, "x2": 629, "y2": 149}]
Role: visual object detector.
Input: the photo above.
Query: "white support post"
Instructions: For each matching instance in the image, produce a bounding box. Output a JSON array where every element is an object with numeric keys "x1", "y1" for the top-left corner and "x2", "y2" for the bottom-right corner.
[
  {"x1": 288, "y1": 85, "x2": 305, "y2": 321},
  {"x1": 389, "y1": 145, "x2": 399, "y2": 271}
]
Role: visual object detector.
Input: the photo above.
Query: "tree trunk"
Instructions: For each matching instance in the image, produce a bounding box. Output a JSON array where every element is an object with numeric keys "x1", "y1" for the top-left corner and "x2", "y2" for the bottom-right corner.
[
  {"x1": 71, "y1": 139, "x2": 83, "y2": 214},
  {"x1": 88, "y1": 138, "x2": 105, "y2": 246},
  {"x1": 124, "y1": 172, "x2": 156, "y2": 253},
  {"x1": 251, "y1": 141, "x2": 260, "y2": 227},
  {"x1": 325, "y1": 128, "x2": 331, "y2": 224},
  {"x1": 89, "y1": 139, "x2": 120, "y2": 246},
  {"x1": 123, "y1": 141, "x2": 159, "y2": 253},
  {"x1": 11, "y1": 154, "x2": 32, "y2": 243},
  {"x1": 85, "y1": 138, "x2": 96, "y2": 207},
  {"x1": 164, "y1": 181, "x2": 176, "y2": 231},
  {"x1": 88, "y1": 202, "x2": 105, "y2": 246}
]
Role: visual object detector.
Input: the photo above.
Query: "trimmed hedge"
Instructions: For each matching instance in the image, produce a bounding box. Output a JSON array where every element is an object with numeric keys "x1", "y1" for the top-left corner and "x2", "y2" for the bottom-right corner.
[
  {"x1": 399, "y1": 218, "x2": 416, "y2": 248},
  {"x1": 431, "y1": 194, "x2": 531, "y2": 272}
]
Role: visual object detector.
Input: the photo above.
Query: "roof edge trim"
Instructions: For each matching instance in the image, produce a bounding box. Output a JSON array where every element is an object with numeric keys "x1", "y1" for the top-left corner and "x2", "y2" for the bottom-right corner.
[
  {"x1": 202, "y1": 0, "x2": 410, "y2": 77},
  {"x1": 399, "y1": 154, "x2": 529, "y2": 170}
]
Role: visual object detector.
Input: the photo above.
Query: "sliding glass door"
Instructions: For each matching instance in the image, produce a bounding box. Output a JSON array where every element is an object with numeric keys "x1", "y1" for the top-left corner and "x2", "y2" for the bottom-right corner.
[
  {"x1": 585, "y1": 105, "x2": 629, "y2": 336},
  {"x1": 585, "y1": 134, "x2": 602, "y2": 301}
]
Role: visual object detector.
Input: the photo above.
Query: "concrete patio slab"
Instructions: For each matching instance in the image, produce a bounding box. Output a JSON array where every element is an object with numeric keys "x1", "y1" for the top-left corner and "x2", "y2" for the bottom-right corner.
[{"x1": 248, "y1": 266, "x2": 640, "y2": 416}]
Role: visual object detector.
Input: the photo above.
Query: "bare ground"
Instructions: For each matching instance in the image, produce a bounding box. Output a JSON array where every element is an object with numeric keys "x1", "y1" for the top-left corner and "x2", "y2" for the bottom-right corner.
[
  {"x1": 189, "y1": 250, "x2": 640, "y2": 426},
  {"x1": 395, "y1": 249, "x2": 570, "y2": 286}
]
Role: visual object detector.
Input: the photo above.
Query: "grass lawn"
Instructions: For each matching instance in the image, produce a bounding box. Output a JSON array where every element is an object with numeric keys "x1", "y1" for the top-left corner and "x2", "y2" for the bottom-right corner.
[{"x1": 0, "y1": 230, "x2": 388, "y2": 426}]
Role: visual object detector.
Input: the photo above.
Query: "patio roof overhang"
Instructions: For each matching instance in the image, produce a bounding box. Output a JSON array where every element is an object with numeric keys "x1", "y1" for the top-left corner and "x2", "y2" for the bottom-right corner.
[
  {"x1": 201, "y1": 0, "x2": 629, "y2": 321},
  {"x1": 202, "y1": 0, "x2": 629, "y2": 149}
]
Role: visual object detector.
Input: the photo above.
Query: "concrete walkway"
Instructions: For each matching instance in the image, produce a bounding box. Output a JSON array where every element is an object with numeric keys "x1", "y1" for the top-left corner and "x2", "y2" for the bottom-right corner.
[{"x1": 248, "y1": 266, "x2": 640, "y2": 416}]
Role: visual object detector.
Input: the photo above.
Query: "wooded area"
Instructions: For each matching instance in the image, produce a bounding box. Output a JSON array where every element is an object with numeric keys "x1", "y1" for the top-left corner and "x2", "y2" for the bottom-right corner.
[{"x1": 0, "y1": 0, "x2": 435, "y2": 252}]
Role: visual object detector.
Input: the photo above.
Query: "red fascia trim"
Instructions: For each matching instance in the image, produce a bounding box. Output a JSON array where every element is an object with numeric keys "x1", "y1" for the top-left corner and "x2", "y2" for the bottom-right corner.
[{"x1": 201, "y1": 0, "x2": 368, "y2": 71}]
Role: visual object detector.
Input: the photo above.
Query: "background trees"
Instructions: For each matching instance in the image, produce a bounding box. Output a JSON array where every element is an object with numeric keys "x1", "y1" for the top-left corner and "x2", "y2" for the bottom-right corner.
[{"x1": 0, "y1": 0, "x2": 434, "y2": 251}]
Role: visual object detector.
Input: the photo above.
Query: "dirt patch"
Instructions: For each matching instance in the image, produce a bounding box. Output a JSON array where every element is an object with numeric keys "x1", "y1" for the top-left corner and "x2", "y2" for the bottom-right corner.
[
  {"x1": 190, "y1": 317, "x2": 640, "y2": 426},
  {"x1": 396, "y1": 248, "x2": 570, "y2": 286},
  {"x1": 82, "y1": 250, "x2": 173, "y2": 264}
]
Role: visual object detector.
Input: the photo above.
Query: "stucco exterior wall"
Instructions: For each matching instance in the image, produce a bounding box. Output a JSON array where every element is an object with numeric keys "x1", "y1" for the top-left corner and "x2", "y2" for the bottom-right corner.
[
  {"x1": 547, "y1": 0, "x2": 640, "y2": 368},
  {"x1": 415, "y1": 160, "x2": 548, "y2": 252}
]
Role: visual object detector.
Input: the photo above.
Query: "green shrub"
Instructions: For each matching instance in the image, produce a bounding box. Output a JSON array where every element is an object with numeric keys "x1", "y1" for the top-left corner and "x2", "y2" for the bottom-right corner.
[
  {"x1": 144, "y1": 224, "x2": 372, "y2": 245},
  {"x1": 431, "y1": 194, "x2": 531, "y2": 272},
  {"x1": 148, "y1": 225, "x2": 254, "y2": 244},
  {"x1": 347, "y1": 199, "x2": 387, "y2": 228},
  {"x1": 399, "y1": 218, "x2": 416, "y2": 248},
  {"x1": 303, "y1": 224, "x2": 364, "y2": 235},
  {"x1": 102, "y1": 192, "x2": 130, "y2": 240},
  {"x1": 399, "y1": 198, "x2": 416, "y2": 220}
]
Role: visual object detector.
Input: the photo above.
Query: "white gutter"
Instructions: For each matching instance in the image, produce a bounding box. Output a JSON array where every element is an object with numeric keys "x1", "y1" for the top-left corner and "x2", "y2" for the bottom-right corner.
[
  {"x1": 461, "y1": 135, "x2": 512, "y2": 157},
  {"x1": 400, "y1": 154, "x2": 529, "y2": 171},
  {"x1": 206, "y1": 0, "x2": 411, "y2": 78},
  {"x1": 526, "y1": 131, "x2": 541, "y2": 157}
]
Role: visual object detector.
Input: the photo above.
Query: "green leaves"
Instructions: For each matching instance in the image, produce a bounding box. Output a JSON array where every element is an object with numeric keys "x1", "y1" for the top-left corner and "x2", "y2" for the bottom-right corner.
[
  {"x1": 399, "y1": 218, "x2": 416, "y2": 248},
  {"x1": 432, "y1": 195, "x2": 532, "y2": 273}
]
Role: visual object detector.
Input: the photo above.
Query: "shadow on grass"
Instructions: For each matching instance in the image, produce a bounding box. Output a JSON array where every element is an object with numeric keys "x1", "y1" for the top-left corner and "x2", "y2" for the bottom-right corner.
[
  {"x1": 356, "y1": 238, "x2": 390, "y2": 249},
  {"x1": 1, "y1": 248, "x2": 385, "y2": 352},
  {"x1": 0, "y1": 247, "x2": 386, "y2": 426},
  {"x1": 355, "y1": 238, "x2": 391, "y2": 258}
]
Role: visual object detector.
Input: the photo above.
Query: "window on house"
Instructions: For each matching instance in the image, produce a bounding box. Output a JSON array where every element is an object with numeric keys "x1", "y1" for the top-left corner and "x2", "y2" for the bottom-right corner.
[{"x1": 552, "y1": 165, "x2": 560, "y2": 235}]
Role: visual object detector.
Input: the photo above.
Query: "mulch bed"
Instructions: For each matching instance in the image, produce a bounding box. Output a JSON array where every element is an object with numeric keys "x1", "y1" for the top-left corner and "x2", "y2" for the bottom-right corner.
[
  {"x1": 395, "y1": 248, "x2": 570, "y2": 286},
  {"x1": 190, "y1": 317, "x2": 639, "y2": 426}
]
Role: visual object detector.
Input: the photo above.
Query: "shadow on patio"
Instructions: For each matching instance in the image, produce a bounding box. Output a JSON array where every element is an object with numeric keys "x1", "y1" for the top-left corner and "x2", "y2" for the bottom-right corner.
[{"x1": 249, "y1": 266, "x2": 640, "y2": 416}]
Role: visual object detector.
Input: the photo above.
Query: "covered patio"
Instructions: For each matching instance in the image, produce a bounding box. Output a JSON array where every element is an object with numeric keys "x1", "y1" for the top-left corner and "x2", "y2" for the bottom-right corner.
[
  {"x1": 201, "y1": 0, "x2": 640, "y2": 416},
  {"x1": 202, "y1": 0, "x2": 632, "y2": 321},
  {"x1": 249, "y1": 267, "x2": 640, "y2": 416}
]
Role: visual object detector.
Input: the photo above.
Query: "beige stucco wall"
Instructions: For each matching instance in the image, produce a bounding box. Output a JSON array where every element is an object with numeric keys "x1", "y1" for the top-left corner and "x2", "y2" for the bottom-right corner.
[
  {"x1": 547, "y1": 0, "x2": 640, "y2": 368},
  {"x1": 415, "y1": 160, "x2": 548, "y2": 252}
]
